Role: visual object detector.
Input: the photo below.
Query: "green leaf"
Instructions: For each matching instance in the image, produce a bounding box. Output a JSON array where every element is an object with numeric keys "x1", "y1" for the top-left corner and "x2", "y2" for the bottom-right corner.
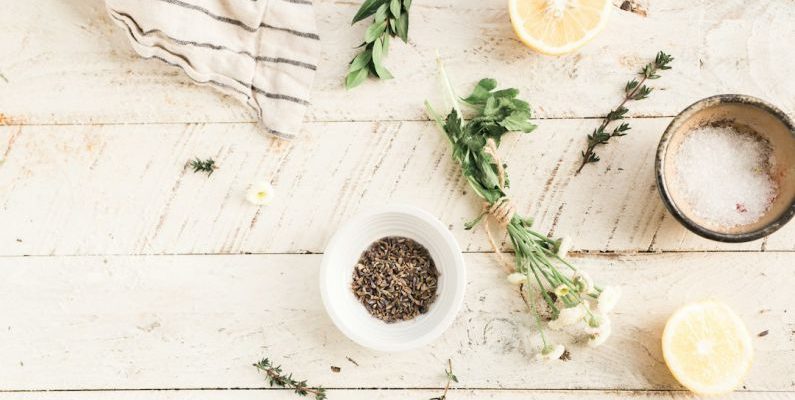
[
  {"x1": 371, "y1": 37, "x2": 393, "y2": 79},
  {"x1": 463, "y1": 78, "x2": 497, "y2": 104},
  {"x1": 499, "y1": 111, "x2": 536, "y2": 133},
  {"x1": 374, "y1": 3, "x2": 388, "y2": 24},
  {"x1": 404, "y1": 0, "x2": 412, "y2": 9},
  {"x1": 346, "y1": 67, "x2": 369, "y2": 89},
  {"x1": 396, "y1": 12, "x2": 409, "y2": 42},
  {"x1": 348, "y1": 49, "x2": 372, "y2": 72},
  {"x1": 352, "y1": 0, "x2": 387, "y2": 24},
  {"x1": 389, "y1": 0, "x2": 401, "y2": 18},
  {"x1": 381, "y1": 34, "x2": 390, "y2": 57},
  {"x1": 365, "y1": 20, "x2": 387, "y2": 43}
]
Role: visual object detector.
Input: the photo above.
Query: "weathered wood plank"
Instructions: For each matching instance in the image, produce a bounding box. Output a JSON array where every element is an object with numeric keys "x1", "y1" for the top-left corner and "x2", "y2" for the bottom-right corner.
[
  {"x1": 1, "y1": 120, "x2": 792, "y2": 256},
  {"x1": 0, "y1": 1, "x2": 792, "y2": 124},
  {"x1": 0, "y1": 253, "x2": 792, "y2": 391},
  {"x1": 0, "y1": 390, "x2": 791, "y2": 400}
]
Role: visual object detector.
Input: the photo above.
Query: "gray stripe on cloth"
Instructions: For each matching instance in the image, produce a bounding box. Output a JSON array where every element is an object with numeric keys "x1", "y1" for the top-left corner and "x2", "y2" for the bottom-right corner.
[
  {"x1": 155, "y1": 0, "x2": 320, "y2": 39},
  {"x1": 110, "y1": 10, "x2": 311, "y2": 107},
  {"x1": 113, "y1": 10, "x2": 317, "y2": 70}
]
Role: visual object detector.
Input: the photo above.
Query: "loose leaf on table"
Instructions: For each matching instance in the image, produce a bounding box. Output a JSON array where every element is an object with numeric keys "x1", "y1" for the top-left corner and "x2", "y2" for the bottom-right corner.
[
  {"x1": 254, "y1": 358, "x2": 327, "y2": 400},
  {"x1": 345, "y1": 0, "x2": 412, "y2": 89}
]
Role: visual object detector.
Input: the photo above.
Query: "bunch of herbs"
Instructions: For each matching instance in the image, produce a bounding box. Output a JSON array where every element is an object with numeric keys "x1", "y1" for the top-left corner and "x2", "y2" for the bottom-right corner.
[
  {"x1": 425, "y1": 57, "x2": 620, "y2": 359},
  {"x1": 346, "y1": 0, "x2": 412, "y2": 89}
]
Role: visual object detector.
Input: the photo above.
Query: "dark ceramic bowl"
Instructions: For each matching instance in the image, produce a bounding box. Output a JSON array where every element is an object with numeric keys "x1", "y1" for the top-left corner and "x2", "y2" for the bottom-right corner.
[{"x1": 656, "y1": 94, "x2": 795, "y2": 242}]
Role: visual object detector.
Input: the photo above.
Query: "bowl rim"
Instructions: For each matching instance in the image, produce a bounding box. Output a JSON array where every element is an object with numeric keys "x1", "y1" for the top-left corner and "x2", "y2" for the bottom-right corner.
[
  {"x1": 655, "y1": 94, "x2": 795, "y2": 243},
  {"x1": 318, "y1": 204, "x2": 466, "y2": 352}
]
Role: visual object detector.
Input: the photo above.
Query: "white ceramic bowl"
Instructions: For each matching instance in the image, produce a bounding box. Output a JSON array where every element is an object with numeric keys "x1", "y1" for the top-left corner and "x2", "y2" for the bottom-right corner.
[{"x1": 319, "y1": 205, "x2": 466, "y2": 352}]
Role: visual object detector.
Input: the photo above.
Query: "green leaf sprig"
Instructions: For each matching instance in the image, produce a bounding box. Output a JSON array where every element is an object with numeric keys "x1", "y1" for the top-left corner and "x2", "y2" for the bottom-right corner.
[
  {"x1": 188, "y1": 157, "x2": 217, "y2": 176},
  {"x1": 426, "y1": 57, "x2": 619, "y2": 359},
  {"x1": 345, "y1": 0, "x2": 412, "y2": 89},
  {"x1": 576, "y1": 51, "x2": 674, "y2": 173},
  {"x1": 253, "y1": 358, "x2": 327, "y2": 400},
  {"x1": 429, "y1": 359, "x2": 458, "y2": 400}
]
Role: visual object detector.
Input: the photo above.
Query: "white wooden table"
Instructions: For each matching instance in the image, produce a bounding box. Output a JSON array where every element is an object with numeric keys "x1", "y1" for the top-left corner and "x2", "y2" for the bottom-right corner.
[{"x1": 1, "y1": 1, "x2": 793, "y2": 399}]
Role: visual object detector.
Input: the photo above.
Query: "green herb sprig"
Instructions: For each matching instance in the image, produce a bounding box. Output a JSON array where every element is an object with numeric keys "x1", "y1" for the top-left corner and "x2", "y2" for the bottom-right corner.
[
  {"x1": 253, "y1": 358, "x2": 327, "y2": 400},
  {"x1": 429, "y1": 359, "x2": 458, "y2": 400},
  {"x1": 188, "y1": 157, "x2": 217, "y2": 176},
  {"x1": 576, "y1": 51, "x2": 674, "y2": 173},
  {"x1": 345, "y1": 0, "x2": 412, "y2": 89}
]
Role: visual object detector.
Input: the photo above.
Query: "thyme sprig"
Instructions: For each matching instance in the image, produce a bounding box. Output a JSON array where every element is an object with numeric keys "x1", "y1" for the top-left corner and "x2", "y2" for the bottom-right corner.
[
  {"x1": 576, "y1": 51, "x2": 674, "y2": 173},
  {"x1": 188, "y1": 157, "x2": 217, "y2": 176},
  {"x1": 345, "y1": 0, "x2": 412, "y2": 89},
  {"x1": 253, "y1": 358, "x2": 327, "y2": 400},
  {"x1": 429, "y1": 359, "x2": 458, "y2": 400}
]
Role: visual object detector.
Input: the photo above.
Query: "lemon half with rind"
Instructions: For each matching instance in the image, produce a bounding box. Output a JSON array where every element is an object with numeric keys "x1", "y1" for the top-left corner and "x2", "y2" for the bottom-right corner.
[
  {"x1": 662, "y1": 301, "x2": 753, "y2": 395},
  {"x1": 508, "y1": 0, "x2": 612, "y2": 55}
]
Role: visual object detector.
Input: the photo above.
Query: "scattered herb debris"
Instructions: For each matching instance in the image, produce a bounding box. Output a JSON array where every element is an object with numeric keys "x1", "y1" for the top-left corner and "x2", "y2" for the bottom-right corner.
[
  {"x1": 345, "y1": 356, "x2": 359, "y2": 366},
  {"x1": 758, "y1": 330, "x2": 769, "y2": 337},
  {"x1": 559, "y1": 349, "x2": 572, "y2": 361},
  {"x1": 253, "y1": 358, "x2": 327, "y2": 400},
  {"x1": 330, "y1": 366, "x2": 341, "y2": 373},
  {"x1": 345, "y1": 0, "x2": 412, "y2": 89},
  {"x1": 576, "y1": 51, "x2": 674, "y2": 173},
  {"x1": 619, "y1": 0, "x2": 647, "y2": 17},
  {"x1": 188, "y1": 157, "x2": 218, "y2": 176},
  {"x1": 430, "y1": 359, "x2": 458, "y2": 400},
  {"x1": 352, "y1": 236, "x2": 438, "y2": 323}
]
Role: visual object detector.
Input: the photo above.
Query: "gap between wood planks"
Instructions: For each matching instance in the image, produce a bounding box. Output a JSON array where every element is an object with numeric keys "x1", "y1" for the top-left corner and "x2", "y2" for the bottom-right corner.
[
  {"x1": 0, "y1": 387, "x2": 791, "y2": 393},
  {"x1": 0, "y1": 249, "x2": 791, "y2": 258},
  {"x1": 0, "y1": 115, "x2": 679, "y2": 127}
]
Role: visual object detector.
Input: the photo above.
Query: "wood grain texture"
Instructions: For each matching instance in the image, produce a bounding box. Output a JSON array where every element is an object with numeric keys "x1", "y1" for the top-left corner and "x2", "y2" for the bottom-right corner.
[
  {"x1": 1, "y1": 253, "x2": 792, "y2": 391},
  {"x1": 0, "y1": 0, "x2": 792, "y2": 124},
  {"x1": 0, "y1": 390, "x2": 791, "y2": 400},
  {"x1": 1, "y1": 120, "x2": 792, "y2": 256}
]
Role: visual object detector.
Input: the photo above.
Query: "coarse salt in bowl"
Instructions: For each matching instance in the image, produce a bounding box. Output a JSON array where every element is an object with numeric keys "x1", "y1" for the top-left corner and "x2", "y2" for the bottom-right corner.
[
  {"x1": 319, "y1": 205, "x2": 466, "y2": 352},
  {"x1": 656, "y1": 94, "x2": 795, "y2": 242}
]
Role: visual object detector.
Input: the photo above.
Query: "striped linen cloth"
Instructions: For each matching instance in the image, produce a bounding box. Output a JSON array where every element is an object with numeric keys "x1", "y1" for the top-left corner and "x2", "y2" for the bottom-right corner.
[{"x1": 106, "y1": 0, "x2": 320, "y2": 139}]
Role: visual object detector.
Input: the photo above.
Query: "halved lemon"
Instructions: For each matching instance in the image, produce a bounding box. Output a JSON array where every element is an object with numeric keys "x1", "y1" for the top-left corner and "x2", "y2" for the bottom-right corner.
[
  {"x1": 662, "y1": 301, "x2": 753, "y2": 395},
  {"x1": 508, "y1": 0, "x2": 612, "y2": 55}
]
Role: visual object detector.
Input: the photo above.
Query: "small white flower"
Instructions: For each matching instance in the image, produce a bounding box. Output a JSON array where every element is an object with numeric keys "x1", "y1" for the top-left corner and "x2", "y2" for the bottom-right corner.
[
  {"x1": 507, "y1": 272, "x2": 527, "y2": 285},
  {"x1": 246, "y1": 181, "x2": 276, "y2": 206},
  {"x1": 556, "y1": 236, "x2": 573, "y2": 258},
  {"x1": 572, "y1": 271, "x2": 594, "y2": 294},
  {"x1": 535, "y1": 344, "x2": 565, "y2": 361},
  {"x1": 548, "y1": 304, "x2": 586, "y2": 330},
  {"x1": 597, "y1": 286, "x2": 622, "y2": 314},
  {"x1": 553, "y1": 284, "x2": 570, "y2": 297},
  {"x1": 586, "y1": 317, "x2": 612, "y2": 347}
]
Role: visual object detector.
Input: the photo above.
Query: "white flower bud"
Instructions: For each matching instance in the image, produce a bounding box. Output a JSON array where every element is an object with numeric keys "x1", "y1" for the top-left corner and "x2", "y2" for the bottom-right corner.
[
  {"x1": 507, "y1": 272, "x2": 527, "y2": 285},
  {"x1": 572, "y1": 271, "x2": 594, "y2": 294},
  {"x1": 535, "y1": 344, "x2": 565, "y2": 361},
  {"x1": 586, "y1": 317, "x2": 612, "y2": 347},
  {"x1": 246, "y1": 181, "x2": 276, "y2": 206},
  {"x1": 548, "y1": 304, "x2": 585, "y2": 330},
  {"x1": 597, "y1": 286, "x2": 621, "y2": 314},
  {"x1": 553, "y1": 284, "x2": 570, "y2": 297}
]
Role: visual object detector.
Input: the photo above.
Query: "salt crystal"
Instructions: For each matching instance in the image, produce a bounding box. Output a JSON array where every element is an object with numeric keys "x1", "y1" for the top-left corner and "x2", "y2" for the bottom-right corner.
[{"x1": 672, "y1": 125, "x2": 778, "y2": 228}]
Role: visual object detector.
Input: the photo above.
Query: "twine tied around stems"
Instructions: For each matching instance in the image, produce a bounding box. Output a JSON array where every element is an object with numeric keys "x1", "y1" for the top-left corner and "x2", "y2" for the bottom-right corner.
[{"x1": 480, "y1": 138, "x2": 517, "y2": 273}]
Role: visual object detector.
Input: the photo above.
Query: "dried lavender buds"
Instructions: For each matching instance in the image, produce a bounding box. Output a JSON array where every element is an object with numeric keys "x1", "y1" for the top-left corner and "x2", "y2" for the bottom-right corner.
[{"x1": 351, "y1": 236, "x2": 439, "y2": 323}]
